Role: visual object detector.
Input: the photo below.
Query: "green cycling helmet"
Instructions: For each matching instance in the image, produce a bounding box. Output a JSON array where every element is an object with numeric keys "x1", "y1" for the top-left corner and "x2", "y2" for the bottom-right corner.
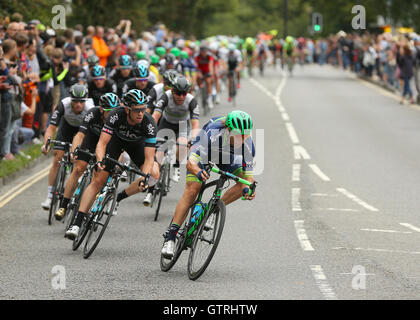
[
  {"x1": 155, "y1": 46, "x2": 166, "y2": 57},
  {"x1": 226, "y1": 110, "x2": 253, "y2": 135},
  {"x1": 170, "y1": 47, "x2": 181, "y2": 57},
  {"x1": 136, "y1": 50, "x2": 147, "y2": 60},
  {"x1": 180, "y1": 50, "x2": 189, "y2": 59},
  {"x1": 150, "y1": 54, "x2": 160, "y2": 64}
]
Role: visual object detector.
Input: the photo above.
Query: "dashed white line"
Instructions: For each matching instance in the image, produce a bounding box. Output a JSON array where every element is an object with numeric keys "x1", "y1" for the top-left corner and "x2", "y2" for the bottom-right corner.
[
  {"x1": 309, "y1": 164, "x2": 331, "y2": 182},
  {"x1": 294, "y1": 220, "x2": 314, "y2": 251},
  {"x1": 311, "y1": 193, "x2": 339, "y2": 197},
  {"x1": 332, "y1": 247, "x2": 420, "y2": 255},
  {"x1": 292, "y1": 164, "x2": 301, "y2": 182},
  {"x1": 336, "y1": 188, "x2": 379, "y2": 212},
  {"x1": 293, "y1": 145, "x2": 311, "y2": 160},
  {"x1": 361, "y1": 229, "x2": 412, "y2": 234},
  {"x1": 310, "y1": 265, "x2": 338, "y2": 300},
  {"x1": 322, "y1": 208, "x2": 360, "y2": 212},
  {"x1": 399, "y1": 223, "x2": 420, "y2": 233},
  {"x1": 292, "y1": 188, "x2": 302, "y2": 211},
  {"x1": 285, "y1": 122, "x2": 300, "y2": 144}
]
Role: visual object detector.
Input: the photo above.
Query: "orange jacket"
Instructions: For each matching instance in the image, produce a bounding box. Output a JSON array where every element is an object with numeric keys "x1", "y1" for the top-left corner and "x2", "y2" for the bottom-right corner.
[{"x1": 92, "y1": 36, "x2": 111, "y2": 67}]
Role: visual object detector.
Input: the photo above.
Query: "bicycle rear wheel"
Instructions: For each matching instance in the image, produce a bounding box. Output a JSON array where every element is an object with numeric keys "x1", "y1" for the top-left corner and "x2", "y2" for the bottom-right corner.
[
  {"x1": 48, "y1": 164, "x2": 66, "y2": 225},
  {"x1": 187, "y1": 200, "x2": 226, "y2": 281},
  {"x1": 154, "y1": 162, "x2": 169, "y2": 221},
  {"x1": 65, "y1": 173, "x2": 89, "y2": 233},
  {"x1": 83, "y1": 192, "x2": 116, "y2": 259}
]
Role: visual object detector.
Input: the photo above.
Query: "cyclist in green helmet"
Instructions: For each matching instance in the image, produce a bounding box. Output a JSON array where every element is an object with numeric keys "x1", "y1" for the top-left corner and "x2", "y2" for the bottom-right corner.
[
  {"x1": 156, "y1": 46, "x2": 167, "y2": 57},
  {"x1": 136, "y1": 50, "x2": 147, "y2": 60},
  {"x1": 161, "y1": 110, "x2": 256, "y2": 259}
]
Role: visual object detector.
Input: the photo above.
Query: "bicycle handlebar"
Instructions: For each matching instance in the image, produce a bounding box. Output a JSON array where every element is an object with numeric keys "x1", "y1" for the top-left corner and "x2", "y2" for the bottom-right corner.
[
  {"x1": 45, "y1": 137, "x2": 72, "y2": 151},
  {"x1": 100, "y1": 154, "x2": 147, "y2": 178},
  {"x1": 204, "y1": 161, "x2": 257, "y2": 200},
  {"x1": 73, "y1": 147, "x2": 95, "y2": 160}
]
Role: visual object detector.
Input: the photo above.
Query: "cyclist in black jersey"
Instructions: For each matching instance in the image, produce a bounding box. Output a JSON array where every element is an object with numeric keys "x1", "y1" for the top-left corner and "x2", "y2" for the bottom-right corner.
[
  {"x1": 110, "y1": 55, "x2": 133, "y2": 97},
  {"x1": 87, "y1": 65, "x2": 117, "y2": 105},
  {"x1": 122, "y1": 63, "x2": 156, "y2": 98},
  {"x1": 55, "y1": 93, "x2": 120, "y2": 221},
  {"x1": 65, "y1": 89, "x2": 160, "y2": 240},
  {"x1": 41, "y1": 84, "x2": 95, "y2": 210}
]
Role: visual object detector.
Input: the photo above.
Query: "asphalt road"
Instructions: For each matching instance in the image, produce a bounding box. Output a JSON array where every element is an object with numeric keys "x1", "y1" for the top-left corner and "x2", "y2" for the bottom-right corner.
[{"x1": 0, "y1": 63, "x2": 419, "y2": 300}]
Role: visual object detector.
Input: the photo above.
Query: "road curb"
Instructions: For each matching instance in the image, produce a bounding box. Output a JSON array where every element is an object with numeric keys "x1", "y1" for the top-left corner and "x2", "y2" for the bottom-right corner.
[
  {"x1": 0, "y1": 153, "x2": 52, "y2": 187},
  {"x1": 357, "y1": 75, "x2": 420, "y2": 105}
]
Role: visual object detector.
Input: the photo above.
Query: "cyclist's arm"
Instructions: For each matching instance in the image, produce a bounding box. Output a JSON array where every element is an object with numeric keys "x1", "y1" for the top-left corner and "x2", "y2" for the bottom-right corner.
[
  {"x1": 152, "y1": 93, "x2": 168, "y2": 124},
  {"x1": 95, "y1": 131, "x2": 111, "y2": 165},
  {"x1": 71, "y1": 131, "x2": 85, "y2": 155},
  {"x1": 42, "y1": 124, "x2": 57, "y2": 152}
]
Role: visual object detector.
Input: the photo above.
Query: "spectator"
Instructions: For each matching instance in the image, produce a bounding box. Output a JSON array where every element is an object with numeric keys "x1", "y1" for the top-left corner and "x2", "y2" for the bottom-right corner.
[
  {"x1": 92, "y1": 26, "x2": 111, "y2": 67},
  {"x1": 6, "y1": 22, "x2": 19, "y2": 40},
  {"x1": 11, "y1": 87, "x2": 38, "y2": 157},
  {"x1": 397, "y1": 44, "x2": 415, "y2": 104}
]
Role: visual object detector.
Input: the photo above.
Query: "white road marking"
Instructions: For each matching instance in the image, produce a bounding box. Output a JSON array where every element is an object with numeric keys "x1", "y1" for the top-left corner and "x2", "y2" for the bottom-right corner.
[
  {"x1": 294, "y1": 220, "x2": 314, "y2": 251},
  {"x1": 309, "y1": 164, "x2": 331, "y2": 181},
  {"x1": 292, "y1": 188, "x2": 302, "y2": 211},
  {"x1": 310, "y1": 265, "x2": 338, "y2": 300},
  {"x1": 281, "y1": 112, "x2": 290, "y2": 121},
  {"x1": 321, "y1": 208, "x2": 360, "y2": 212},
  {"x1": 0, "y1": 165, "x2": 51, "y2": 209},
  {"x1": 332, "y1": 247, "x2": 420, "y2": 255},
  {"x1": 292, "y1": 164, "x2": 301, "y2": 182},
  {"x1": 399, "y1": 223, "x2": 420, "y2": 233},
  {"x1": 285, "y1": 122, "x2": 300, "y2": 144},
  {"x1": 311, "y1": 193, "x2": 338, "y2": 197},
  {"x1": 361, "y1": 229, "x2": 412, "y2": 234},
  {"x1": 336, "y1": 188, "x2": 379, "y2": 212},
  {"x1": 293, "y1": 145, "x2": 311, "y2": 160}
]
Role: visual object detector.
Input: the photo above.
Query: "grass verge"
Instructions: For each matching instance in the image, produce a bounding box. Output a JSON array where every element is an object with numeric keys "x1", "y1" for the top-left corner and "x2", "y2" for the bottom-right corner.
[{"x1": 0, "y1": 143, "x2": 43, "y2": 178}]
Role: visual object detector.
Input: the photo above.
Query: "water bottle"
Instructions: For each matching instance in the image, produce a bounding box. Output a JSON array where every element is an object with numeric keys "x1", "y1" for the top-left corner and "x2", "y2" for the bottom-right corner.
[{"x1": 190, "y1": 202, "x2": 204, "y2": 224}]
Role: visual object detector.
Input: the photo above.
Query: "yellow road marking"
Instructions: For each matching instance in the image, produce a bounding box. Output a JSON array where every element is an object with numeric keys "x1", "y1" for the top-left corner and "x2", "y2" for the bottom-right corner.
[{"x1": 0, "y1": 164, "x2": 51, "y2": 208}]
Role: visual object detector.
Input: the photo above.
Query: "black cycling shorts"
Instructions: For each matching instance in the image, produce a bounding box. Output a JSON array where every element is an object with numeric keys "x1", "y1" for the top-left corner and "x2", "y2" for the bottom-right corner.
[
  {"x1": 77, "y1": 131, "x2": 99, "y2": 163},
  {"x1": 157, "y1": 117, "x2": 190, "y2": 140},
  {"x1": 54, "y1": 119, "x2": 79, "y2": 151},
  {"x1": 103, "y1": 135, "x2": 146, "y2": 173}
]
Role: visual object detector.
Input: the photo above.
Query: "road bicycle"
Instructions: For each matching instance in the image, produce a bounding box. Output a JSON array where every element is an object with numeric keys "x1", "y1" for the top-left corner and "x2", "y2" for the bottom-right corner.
[
  {"x1": 71, "y1": 155, "x2": 147, "y2": 258},
  {"x1": 45, "y1": 138, "x2": 73, "y2": 226},
  {"x1": 64, "y1": 147, "x2": 96, "y2": 235},
  {"x1": 160, "y1": 161, "x2": 257, "y2": 280}
]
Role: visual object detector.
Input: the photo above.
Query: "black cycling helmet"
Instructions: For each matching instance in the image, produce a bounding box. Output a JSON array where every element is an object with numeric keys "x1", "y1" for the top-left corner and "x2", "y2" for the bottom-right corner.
[
  {"x1": 172, "y1": 76, "x2": 191, "y2": 94},
  {"x1": 162, "y1": 70, "x2": 178, "y2": 87},
  {"x1": 165, "y1": 53, "x2": 176, "y2": 65},
  {"x1": 122, "y1": 89, "x2": 147, "y2": 107},
  {"x1": 132, "y1": 63, "x2": 149, "y2": 79},
  {"x1": 91, "y1": 65, "x2": 106, "y2": 78},
  {"x1": 87, "y1": 55, "x2": 100, "y2": 66},
  {"x1": 69, "y1": 83, "x2": 88, "y2": 101},
  {"x1": 118, "y1": 55, "x2": 132, "y2": 69},
  {"x1": 99, "y1": 93, "x2": 120, "y2": 110}
]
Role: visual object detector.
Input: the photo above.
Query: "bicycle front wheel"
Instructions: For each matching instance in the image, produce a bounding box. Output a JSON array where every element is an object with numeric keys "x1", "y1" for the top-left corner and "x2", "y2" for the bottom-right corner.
[
  {"x1": 83, "y1": 192, "x2": 116, "y2": 259},
  {"x1": 48, "y1": 164, "x2": 66, "y2": 225},
  {"x1": 187, "y1": 200, "x2": 226, "y2": 281}
]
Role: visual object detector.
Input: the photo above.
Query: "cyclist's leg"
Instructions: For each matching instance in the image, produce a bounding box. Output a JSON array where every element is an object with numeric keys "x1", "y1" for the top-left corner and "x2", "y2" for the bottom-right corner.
[
  {"x1": 62, "y1": 132, "x2": 98, "y2": 202},
  {"x1": 62, "y1": 159, "x2": 88, "y2": 203}
]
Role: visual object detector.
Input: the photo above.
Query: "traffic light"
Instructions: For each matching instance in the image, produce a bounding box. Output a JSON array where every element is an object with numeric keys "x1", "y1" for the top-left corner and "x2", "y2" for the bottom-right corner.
[{"x1": 311, "y1": 12, "x2": 323, "y2": 33}]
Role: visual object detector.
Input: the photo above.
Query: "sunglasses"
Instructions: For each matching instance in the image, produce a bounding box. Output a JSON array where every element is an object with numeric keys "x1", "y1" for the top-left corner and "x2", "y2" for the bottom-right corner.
[
  {"x1": 93, "y1": 77, "x2": 105, "y2": 81},
  {"x1": 128, "y1": 107, "x2": 147, "y2": 114},
  {"x1": 173, "y1": 90, "x2": 188, "y2": 96},
  {"x1": 135, "y1": 78, "x2": 148, "y2": 83},
  {"x1": 71, "y1": 99, "x2": 86, "y2": 103}
]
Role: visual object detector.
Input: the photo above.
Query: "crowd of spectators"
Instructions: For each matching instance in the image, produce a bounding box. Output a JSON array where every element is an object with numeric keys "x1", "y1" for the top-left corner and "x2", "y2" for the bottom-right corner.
[
  {"x1": 0, "y1": 12, "x2": 186, "y2": 162},
  {"x1": 310, "y1": 31, "x2": 420, "y2": 104}
]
